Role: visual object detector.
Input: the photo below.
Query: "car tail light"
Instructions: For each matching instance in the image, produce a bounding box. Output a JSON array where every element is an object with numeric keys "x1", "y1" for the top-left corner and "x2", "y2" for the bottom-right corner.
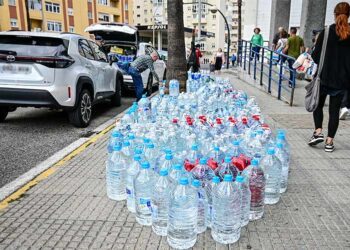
[{"x1": 0, "y1": 54, "x2": 75, "y2": 68}]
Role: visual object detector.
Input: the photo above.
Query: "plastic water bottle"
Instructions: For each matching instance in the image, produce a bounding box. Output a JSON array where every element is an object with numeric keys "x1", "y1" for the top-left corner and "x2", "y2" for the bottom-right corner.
[
  {"x1": 217, "y1": 156, "x2": 238, "y2": 181},
  {"x1": 205, "y1": 176, "x2": 220, "y2": 228},
  {"x1": 151, "y1": 169, "x2": 172, "y2": 236},
  {"x1": 242, "y1": 159, "x2": 265, "y2": 220},
  {"x1": 260, "y1": 148, "x2": 282, "y2": 205},
  {"x1": 106, "y1": 145, "x2": 126, "y2": 201},
  {"x1": 236, "y1": 175, "x2": 251, "y2": 227},
  {"x1": 122, "y1": 140, "x2": 133, "y2": 162},
  {"x1": 160, "y1": 153, "x2": 174, "y2": 172},
  {"x1": 186, "y1": 71, "x2": 192, "y2": 93},
  {"x1": 191, "y1": 158, "x2": 215, "y2": 186},
  {"x1": 192, "y1": 180, "x2": 208, "y2": 234},
  {"x1": 159, "y1": 80, "x2": 166, "y2": 97},
  {"x1": 211, "y1": 174, "x2": 242, "y2": 244},
  {"x1": 138, "y1": 94, "x2": 152, "y2": 122},
  {"x1": 169, "y1": 164, "x2": 184, "y2": 183},
  {"x1": 135, "y1": 162, "x2": 156, "y2": 225},
  {"x1": 275, "y1": 143, "x2": 289, "y2": 193},
  {"x1": 167, "y1": 178, "x2": 198, "y2": 249},
  {"x1": 144, "y1": 143, "x2": 157, "y2": 171},
  {"x1": 169, "y1": 79, "x2": 180, "y2": 97},
  {"x1": 126, "y1": 154, "x2": 141, "y2": 213},
  {"x1": 107, "y1": 130, "x2": 123, "y2": 154}
]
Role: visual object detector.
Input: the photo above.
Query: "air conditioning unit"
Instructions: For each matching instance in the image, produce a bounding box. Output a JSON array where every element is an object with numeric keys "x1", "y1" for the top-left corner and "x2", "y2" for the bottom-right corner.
[{"x1": 33, "y1": 28, "x2": 41, "y2": 32}]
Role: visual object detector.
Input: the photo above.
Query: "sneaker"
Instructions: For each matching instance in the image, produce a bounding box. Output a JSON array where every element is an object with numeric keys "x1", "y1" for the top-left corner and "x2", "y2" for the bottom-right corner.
[
  {"x1": 308, "y1": 132, "x2": 324, "y2": 146},
  {"x1": 325, "y1": 142, "x2": 335, "y2": 152},
  {"x1": 339, "y1": 107, "x2": 349, "y2": 120}
]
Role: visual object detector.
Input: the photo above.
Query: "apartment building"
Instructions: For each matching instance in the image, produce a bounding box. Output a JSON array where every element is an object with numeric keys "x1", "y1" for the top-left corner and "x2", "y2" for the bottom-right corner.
[{"x1": 0, "y1": 0, "x2": 133, "y2": 36}]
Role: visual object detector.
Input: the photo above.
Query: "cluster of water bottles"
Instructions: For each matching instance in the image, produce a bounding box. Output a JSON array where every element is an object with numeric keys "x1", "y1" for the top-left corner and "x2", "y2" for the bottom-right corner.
[{"x1": 105, "y1": 72, "x2": 290, "y2": 249}]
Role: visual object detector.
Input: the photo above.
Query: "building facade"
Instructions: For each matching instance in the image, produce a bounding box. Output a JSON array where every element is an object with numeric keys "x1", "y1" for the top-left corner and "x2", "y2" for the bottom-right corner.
[{"x1": 0, "y1": 0, "x2": 132, "y2": 36}]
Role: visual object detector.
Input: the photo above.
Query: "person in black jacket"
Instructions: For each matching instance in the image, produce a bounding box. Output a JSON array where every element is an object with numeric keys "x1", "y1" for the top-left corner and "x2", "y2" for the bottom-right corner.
[{"x1": 308, "y1": 2, "x2": 350, "y2": 152}]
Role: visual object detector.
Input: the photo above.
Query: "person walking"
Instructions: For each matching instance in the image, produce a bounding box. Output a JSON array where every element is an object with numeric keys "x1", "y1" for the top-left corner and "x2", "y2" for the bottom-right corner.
[
  {"x1": 276, "y1": 30, "x2": 289, "y2": 52},
  {"x1": 272, "y1": 27, "x2": 285, "y2": 50},
  {"x1": 231, "y1": 54, "x2": 237, "y2": 67},
  {"x1": 250, "y1": 28, "x2": 264, "y2": 61},
  {"x1": 340, "y1": 90, "x2": 350, "y2": 120},
  {"x1": 214, "y1": 48, "x2": 225, "y2": 72},
  {"x1": 128, "y1": 52, "x2": 160, "y2": 101},
  {"x1": 193, "y1": 44, "x2": 203, "y2": 73},
  {"x1": 283, "y1": 27, "x2": 305, "y2": 87},
  {"x1": 308, "y1": 2, "x2": 350, "y2": 152}
]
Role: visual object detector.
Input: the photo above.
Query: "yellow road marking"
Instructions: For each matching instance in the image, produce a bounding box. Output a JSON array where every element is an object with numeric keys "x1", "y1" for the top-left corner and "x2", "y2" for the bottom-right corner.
[{"x1": 0, "y1": 123, "x2": 116, "y2": 210}]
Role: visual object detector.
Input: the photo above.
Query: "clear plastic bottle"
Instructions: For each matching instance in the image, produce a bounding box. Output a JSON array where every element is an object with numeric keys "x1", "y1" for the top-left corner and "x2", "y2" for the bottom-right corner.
[
  {"x1": 260, "y1": 148, "x2": 282, "y2": 204},
  {"x1": 275, "y1": 143, "x2": 289, "y2": 193},
  {"x1": 205, "y1": 176, "x2": 220, "y2": 228},
  {"x1": 106, "y1": 145, "x2": 126, "y2": 201},
  {"x1": 151, "y1": 169, "x2": 172, "y2": 236},
  {"x1": 169, "y1": 79, "x2": 180, "y2": 97},
  {"x1": 107, "y1": 130, "x2": 123, "y2": 154},
  {"x1": 138, "y1": 94, "x2": 152, "y2": 122},
  {"x1": 191, "y1": 158, "x2": 216, "y2": 186},
  {"x1": 169, "y1": 164, "x2": 184, "y2": 183},
  {"x1": 135, "y1": 162, "x2": 156, "y2": 226},
  {"x1": 144, "y1": 143, "x2": 157, "y2": 172},
  {"x1": 192, "y1": 179, "x2": 208, "y2": 234},
  {"x1": 236, "y1": 175, "x2": 251, "y2": 227},
  {"x1": 122, "y1": 140, "x2": 133, "y2": 162},
  {"x1": 160, "y1": 153, "x2": 175, "y2": 172},
  {"x1": 187, "y1": 144, "x2": 202, "y2": 163},
  {"x1": 126, "y1": 154, "x2": 141, "y2": 213},
  {"x1": 242, "y1": 159, "x2": 265, "y2": 220},
  {"x1": 167, "y1": 178, "x2": 198, "y2": 249},
  {"x1": 211, "y1": 174, "x2": 242, "y2": 244},
  {"x1": 217, "y1": 156, "x2": 238, "y2": 181}
]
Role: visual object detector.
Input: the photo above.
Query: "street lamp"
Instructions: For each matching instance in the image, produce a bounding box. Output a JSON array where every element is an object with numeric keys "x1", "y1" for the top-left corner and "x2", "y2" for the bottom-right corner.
[{"x1": 183, "y1": 2, "x2": 230, "y2": 69}]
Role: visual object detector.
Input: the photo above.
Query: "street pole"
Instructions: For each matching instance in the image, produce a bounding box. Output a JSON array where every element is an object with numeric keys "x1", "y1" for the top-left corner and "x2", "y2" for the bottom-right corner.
[
  {"x1": 197, "y1": 0, "x2": 201, "y2": 41},
  {"x1": 237, "y1": 0, "x2": 242, "y2": 63}
]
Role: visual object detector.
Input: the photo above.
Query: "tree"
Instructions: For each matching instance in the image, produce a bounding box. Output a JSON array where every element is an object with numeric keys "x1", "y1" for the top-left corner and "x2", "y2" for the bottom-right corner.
[{"x1": 167, "y1": 0, "x2": 187, "y2": 91}]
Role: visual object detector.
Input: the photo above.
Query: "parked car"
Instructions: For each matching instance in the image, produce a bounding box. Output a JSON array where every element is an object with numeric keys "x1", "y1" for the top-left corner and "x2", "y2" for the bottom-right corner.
[
  {"x1": 0, "y1": 31, "x2": 122, "y2": 127},
  {"x1": 85, "y1": 23, "x2": 167, "y2": 96}
]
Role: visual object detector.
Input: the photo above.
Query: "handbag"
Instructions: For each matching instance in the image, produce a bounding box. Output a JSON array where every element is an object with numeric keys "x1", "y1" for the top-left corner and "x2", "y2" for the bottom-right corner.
[{"x1": 305, "y1": 27, "x2": 329, "y2": 112}]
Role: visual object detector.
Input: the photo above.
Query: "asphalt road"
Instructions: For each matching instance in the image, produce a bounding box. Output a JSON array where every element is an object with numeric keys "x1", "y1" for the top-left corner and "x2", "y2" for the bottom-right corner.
[{"x1": 0, "y1": 97, "x2": 134, "y2": 188}]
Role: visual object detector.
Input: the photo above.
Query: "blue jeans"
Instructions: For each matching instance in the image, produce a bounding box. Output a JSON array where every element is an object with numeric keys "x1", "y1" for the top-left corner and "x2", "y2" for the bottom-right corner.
[
  {"x1": 128, "y1": 67, "x2": 143, "y2": 101},
  {"x1": 250, "y1": 46, "x2": 261, "y2": 61}
]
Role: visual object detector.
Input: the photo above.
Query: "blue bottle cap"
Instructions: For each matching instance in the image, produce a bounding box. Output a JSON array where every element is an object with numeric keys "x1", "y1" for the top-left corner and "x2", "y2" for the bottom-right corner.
[
  {"x1": 191, "y1": 144, "x2": 199, "y2": 150},
  {"x1": 123, "y1": 141, "x2": 130, "y2": 147},
  {"x1": 192, "y1": 179, "x2": 200, "y2": 188},
  {"x1": 113, "y1": 145, "x2": 122, "y2": 151},
  {"x1": 146, "y1": 143, "x2": 155, "y2": 149},
  {"x1": 268, "y1": 148, "x2": 275, "y2": 155},
  {"x1": 112, "y1": 131, "x2": 122, "y2": 137},
  {"x1": 199, "y1": 158, "x2": 207, "y2": 165},
  {"x1": 250, "y1": 132, "x2": 257, "y2": 138},
  {"x1": 214, "y1": 146, "x2": 220, "y2": 151},
  {"x1": 224, "y1": 174, "x2": 233, "y2": 182},
  {"x1": 276, "y1": 143, "x2": 283, "y2": 149},
  {"x1": 173, "y1": 164, "x2": 182, "y2": 170},
  {"x1": 165, "y1": 154, "x2": 173, "y2": 160},
  {"x1": 233, "y1": 140, "x2": 240, "y2": 146},
  {"x1": 159, "y1": 169, "x2": 168, "y2": 176},
  {"x1": 134, "y1": 148, "x2": 143, "y2": 155},
  {"x1": 179, "y1": 178, "x2": 189, "y2": 185},
  {"x1": 257, "y1": 129, "x2": 264, "y2": 135},
  {"x1": 212, "y1": 176, "x2": 220, "y2": 184},
  {"x1": 224, "y1": 156, "x2": 232, "y2": 163},
  {"x1": 251, "y1": 159, "x2": 259, "y2": 166},
  {"x1": 277, "y1": 134, "x2": 285, "y2": 140},
  {"x1": 141, "y1": 162, "x2": 150, "y2": 169},
  {"x1": 164, "y1": 148, "x2": 172, "y2": 154},
  {"x1": 128, "y1": 133, "x2": 135, "y2": 140},
  {"x1": 143, "y1": 138, "x2": 151, "y2": 143},
  {"x1": 134, "y1": 155, "x2": 141, "y2": 161},
  {"x1": 236, "y1": 175, "x2": 244, "y2": 183}
]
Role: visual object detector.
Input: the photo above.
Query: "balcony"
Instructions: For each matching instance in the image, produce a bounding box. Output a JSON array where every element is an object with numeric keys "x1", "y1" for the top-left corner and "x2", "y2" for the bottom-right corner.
[{"x1": 29, "y1": 9, "x2": 43, "y2": 20}]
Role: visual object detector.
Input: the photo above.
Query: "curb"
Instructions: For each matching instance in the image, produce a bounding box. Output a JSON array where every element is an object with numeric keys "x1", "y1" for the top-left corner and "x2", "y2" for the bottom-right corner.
[{"x1": 0, "y1": 109, "x2": 127, "y2": 207}]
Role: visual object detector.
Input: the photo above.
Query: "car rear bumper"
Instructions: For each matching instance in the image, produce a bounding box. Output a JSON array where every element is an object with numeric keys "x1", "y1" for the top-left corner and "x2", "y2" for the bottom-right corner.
[{"x1": 0, "y1": 88, "x2": 61, "y2": 108}]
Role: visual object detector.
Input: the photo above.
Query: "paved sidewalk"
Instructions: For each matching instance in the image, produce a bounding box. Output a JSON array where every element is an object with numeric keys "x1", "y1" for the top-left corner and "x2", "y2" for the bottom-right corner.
[{"x1": 0, "y1": 72, "x2": 349, "y2": 249}]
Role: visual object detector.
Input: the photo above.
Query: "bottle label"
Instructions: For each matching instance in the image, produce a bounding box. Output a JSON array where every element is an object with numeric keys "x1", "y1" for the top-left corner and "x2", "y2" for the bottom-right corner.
[
  {"x1": 138, "y1": 197, "x2": 151, "y2": 212},
  {"x1": 126, "y1": 188, "x2": 133, "y2": 196}
]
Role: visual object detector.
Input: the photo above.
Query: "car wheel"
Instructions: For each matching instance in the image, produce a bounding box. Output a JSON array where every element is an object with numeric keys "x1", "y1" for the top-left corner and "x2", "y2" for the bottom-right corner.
[
  {"x1": 68, "y1": 89, "x2": 92, "y2": 128},
  {"x1": 0, "y1": 107, "x2": 9, "y2": 122},
  {"x1": 110, "y1": 77, "x2": 122, "y2": 107},
  {"x1": 146, "y1": 73, "x2": 153, "y2": 96}
]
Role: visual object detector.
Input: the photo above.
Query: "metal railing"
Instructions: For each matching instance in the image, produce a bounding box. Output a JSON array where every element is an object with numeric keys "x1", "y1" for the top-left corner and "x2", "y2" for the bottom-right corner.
[{"x1": 237, "y1": 40, "x2": 297, "y2": 106}]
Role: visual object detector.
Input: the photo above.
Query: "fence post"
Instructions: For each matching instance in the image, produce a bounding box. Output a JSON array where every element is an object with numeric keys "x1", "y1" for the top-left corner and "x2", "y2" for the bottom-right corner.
[
  {"x1": 243, "y1": 41, "x2": 247, "y2": 71},
  {"x1": 290, "y1": 67, "x2": 296, "y2": 106},
  {"x1": 248, "y1": 43, "x2": 252, "y2": 75},
  {"x1": 260, "y1": 48, "x2": 264, "y2": 86},
  {"x1": 253, "y1": 47, "x2": 258, "y2": 80},
  {"x1": 278, "y1": 56, "x2": 283, "y2": 100},
  {"x1": 268, "y1": 51, "x2": 273, "y2": 93}
]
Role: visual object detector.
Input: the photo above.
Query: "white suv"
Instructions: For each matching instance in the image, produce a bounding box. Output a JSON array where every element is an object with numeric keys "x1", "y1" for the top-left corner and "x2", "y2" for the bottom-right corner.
[
  {"x1": 0, "y1": 31, "x2": 122, "y2": 127},
  {"x1": 85, "y1": 23, "x2": 167, "y2": 95}
]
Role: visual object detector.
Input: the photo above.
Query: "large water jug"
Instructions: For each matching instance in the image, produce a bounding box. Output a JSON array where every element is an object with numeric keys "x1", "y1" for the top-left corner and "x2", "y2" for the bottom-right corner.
[
  {"x1": 205, "y1": 176, "x2": 220, "y2": 228},
  {"x1": 242, "y1": 159, "x2": 265, "y2": 220},
  {"x1": 260, "y1": 148, "x2": 282, "y2": 204},
  {"x1": 135, "y1": 162, "x2": 156, "y2": 225},
  {"x1": 106, "y1": 145, "x2": 126, "y2": 201},
  {"x1": 211, "y1": 174, "x2": 242, "y2": 244},
  {"x1": 217, "y1": 156, "x2": 238, "y2": 181},
  {"x1": 167, "y1": 178, "x2": 198, "y2": 249},
  {"x1": 275, "y1": 143, "x2": 289, "y2": 193},
  {"x1": 192, "y1": 179, "x2": 208, "y2": 234},
  {"x1": 126, "y1": 154, "x2": 141, "y2": 213},
  {"x1": 138, "y1": 94, "x2": 152, "y2": 122},
  {"x1": 169, "y1": 79, "x2": 180, "y2": 97},
  {"x1": 236, "y1": 175, "x2": 251, "y2": 227},
  {"x1": 191, "y1": 158, "x2": 215, "y2": 186},
  {"x1": 151, "y1": 169, "x2": 173, "y2": 236}
]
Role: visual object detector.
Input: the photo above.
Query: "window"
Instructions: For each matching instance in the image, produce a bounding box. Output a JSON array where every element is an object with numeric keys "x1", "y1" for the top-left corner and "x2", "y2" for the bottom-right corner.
[
  {"x1": 8, "y1": 0, "x2": 16, "y2": 6},
  {"x1": 193, "y1": 14, "x2": 197, "y2": 19},
  {"x1": 201, "y1": 14, "x2": 205, "y2": 19},
  {"x1": 88, "y1": 12, "x2": 93, "y2": 19},
  {"x1": 88, "y1": 41, "x2": 107, "y2": 62},
  {"x1": 78, "y1": 40, "x2": 95, "y2": 60},
  {"x1": 45, "y1": 2, "x2": 60, "y2": 13},
  {"x1": 200, "y1": 43, "x2": 204, "y2": 51},
  {"x1": 98, "y1": 13, "x2": 109, "y2": 22},
  {"x1": 69, "y1": 26, "x2": 74, "y2": 33},
  {"x1": 137, "y1": 14, "x2": 140, "y2": 18},
  {"x1": 87, "y1": 0, "x2": 92, "y2": 2},
  {"x1": 187, "y1": 6, "x2": 191, "y2": 11},
  {"x1": 144, "y1": 10, "x2": 147, "y2": 14},
  {"x1": 98, "y1": 0, "x2": 108, "y2": 5},
  {"x1": 68, "y1": 8, "x2": 73, "y2": 16},
  {"x1": 10, "y1": 18, "x2": 18, "y2": 27},
  {"x1": 212, "y1": 14, "x2": 216, "y2": 19},
  {"x1": 144, "y1": 18, "x2": 148, "y2": 23},
  {"x1": 29, "y1": 0, "x2": 42, "y2": 10},
  {"x1": 47, "y1": 21, "x2": 62, "y2": 32},
  {"x1": 0, "y1": 0, "x2": 3, "y2": 6},
  {"x1": 125, "y1": 3, "x2": 128, "y2": 10},
  {"x1": 137, "y1": 5, "x2": 140, "y2": 8},
  {"x1": 212, "y1": 43, "x2": 216, "y2": 48}
]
